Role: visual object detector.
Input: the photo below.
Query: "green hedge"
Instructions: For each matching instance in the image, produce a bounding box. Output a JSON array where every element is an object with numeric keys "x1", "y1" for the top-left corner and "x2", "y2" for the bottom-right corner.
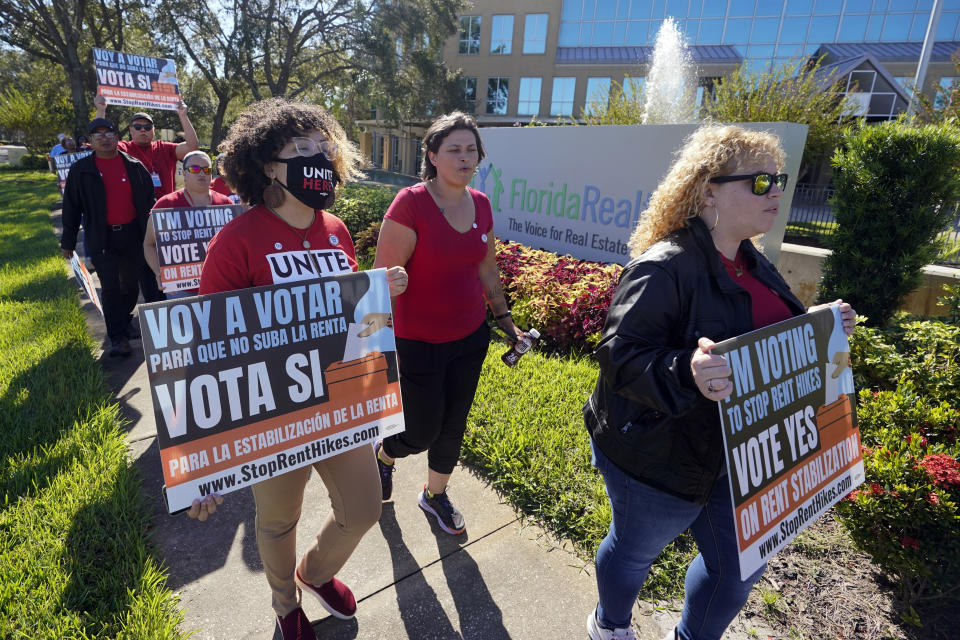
[{"x1": 329, "y1": 183, "x2": 397, "y2": 238}]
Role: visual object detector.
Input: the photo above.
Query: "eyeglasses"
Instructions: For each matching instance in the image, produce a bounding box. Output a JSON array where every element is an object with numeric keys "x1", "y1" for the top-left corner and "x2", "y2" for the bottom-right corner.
[
  {"x1": 709, "y1": 172, "x2": 788, "y2": 196},
  {"x1": 90, "y1": 131, "x2": 117, "y2": 140},
  {"x1": 184, "y1": 165, "x2": 212, "y2": 175},
  {"x1": 288, "y1": 136, "x2": 339, "y2": 161},
  {"x1": 131, "y1": 123, "x2": 153, "y2": 131}
]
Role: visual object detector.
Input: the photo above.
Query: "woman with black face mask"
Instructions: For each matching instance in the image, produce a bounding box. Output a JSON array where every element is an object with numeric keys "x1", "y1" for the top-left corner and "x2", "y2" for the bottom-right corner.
[{"x1": 192, "y1": 98, "x2": 408, "y2": 640}]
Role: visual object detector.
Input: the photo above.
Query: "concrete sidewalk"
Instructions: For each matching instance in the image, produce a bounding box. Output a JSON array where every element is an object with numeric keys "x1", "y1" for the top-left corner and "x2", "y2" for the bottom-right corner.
[{"x1": 54, "y1": 211, "x2": 770, "y2": 640}]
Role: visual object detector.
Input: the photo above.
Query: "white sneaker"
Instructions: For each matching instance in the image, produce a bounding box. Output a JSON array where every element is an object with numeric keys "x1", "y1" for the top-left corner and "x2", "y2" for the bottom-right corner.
[{"x1": 586, "y1": 608, "x2": 637, "y2": 640}]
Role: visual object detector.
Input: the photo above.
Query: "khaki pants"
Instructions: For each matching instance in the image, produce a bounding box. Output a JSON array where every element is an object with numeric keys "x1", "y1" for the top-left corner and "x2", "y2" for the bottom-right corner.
[{"x1": 252, "y1": 443, "x2": 382, "y2": 616}]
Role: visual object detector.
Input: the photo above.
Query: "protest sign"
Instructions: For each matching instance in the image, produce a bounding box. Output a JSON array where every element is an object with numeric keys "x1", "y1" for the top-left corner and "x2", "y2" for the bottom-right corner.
[
  {"x1": 93, "y1": 48, "x2": 180, "y2": 111},
  {"x1": 140, "y1": 269, "x2": 404, "y2": 513},
  {"x1": 69, "y1": 252, "x2": 102, "y2": 316},
  {"x1": 54, "y1": 151, "x2": 92, "y2": 194},
  {"x1": 151, "y1": 205, "x2": 245, "y2": 293},
  {"x1": 712, "y1": 305, "x2": 864, "y2": 579}
]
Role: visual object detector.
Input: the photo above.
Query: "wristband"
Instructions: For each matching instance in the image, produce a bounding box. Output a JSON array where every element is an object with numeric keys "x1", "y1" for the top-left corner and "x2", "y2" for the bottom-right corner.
[{"x1": 494, "y1": 310, "x2": 512, "y2": 321}]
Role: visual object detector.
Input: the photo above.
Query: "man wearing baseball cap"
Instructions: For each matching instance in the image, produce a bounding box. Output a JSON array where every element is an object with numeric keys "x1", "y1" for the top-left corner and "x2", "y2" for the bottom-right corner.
[
  {"x1": 60, "y1": 117, "x2": 156, "y2": 357},
  {"x1": 93, "y1": 96, "x2": 198, "y2": 302}
]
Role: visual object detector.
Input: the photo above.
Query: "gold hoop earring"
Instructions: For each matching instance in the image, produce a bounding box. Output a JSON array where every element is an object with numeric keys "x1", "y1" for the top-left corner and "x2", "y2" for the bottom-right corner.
[
  {"x1": 711, "y1": 209, "x2": 720, "y2": 231},
  {"x1": 263, "y1": 179, "x2": 285, "y2": 208}
]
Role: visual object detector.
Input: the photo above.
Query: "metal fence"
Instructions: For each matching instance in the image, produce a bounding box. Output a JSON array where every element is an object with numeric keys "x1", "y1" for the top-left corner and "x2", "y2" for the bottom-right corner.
[{"x1": 785, "y1": 183, "x2": 960, "y2": 267}]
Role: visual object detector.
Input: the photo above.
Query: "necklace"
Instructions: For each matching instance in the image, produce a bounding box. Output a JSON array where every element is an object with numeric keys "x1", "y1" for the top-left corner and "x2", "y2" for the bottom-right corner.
[{"x1": 267, "y1": 206, "x2": 315, "y2": 249}]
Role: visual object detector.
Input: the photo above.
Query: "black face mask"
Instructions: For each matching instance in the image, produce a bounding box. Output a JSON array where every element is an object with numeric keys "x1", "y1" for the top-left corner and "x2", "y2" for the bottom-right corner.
[{"x1": 274, "y1": 153, "x2": 339, "y2": 210}]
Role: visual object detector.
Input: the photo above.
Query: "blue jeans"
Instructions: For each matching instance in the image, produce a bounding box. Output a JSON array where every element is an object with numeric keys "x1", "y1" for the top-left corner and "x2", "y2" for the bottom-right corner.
[{"x1": 592, "y1": 440, "x2": 765, "y2": 640}]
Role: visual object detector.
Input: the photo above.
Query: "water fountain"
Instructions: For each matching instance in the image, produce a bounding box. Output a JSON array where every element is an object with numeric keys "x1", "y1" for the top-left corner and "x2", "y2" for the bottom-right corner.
[{"x1": 642, "y1": 17, "x2": 698, "y2": 124}]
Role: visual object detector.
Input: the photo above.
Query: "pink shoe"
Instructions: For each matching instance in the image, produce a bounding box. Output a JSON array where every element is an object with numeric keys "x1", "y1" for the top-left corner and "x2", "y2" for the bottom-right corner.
[
  {"x1": 295, "y1": 570, "x2": 357, "y2": 620},
  {"x1": 276, "y1": 607, "x2": 316, "y2": 640}
]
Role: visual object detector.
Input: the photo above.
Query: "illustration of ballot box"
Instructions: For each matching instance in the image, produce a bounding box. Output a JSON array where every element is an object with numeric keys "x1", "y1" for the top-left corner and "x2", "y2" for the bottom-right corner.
[
  {"x1": 325, "y1": 352, "x2": 389, "y2": 402},
  {"x1": 816, "y1": 394, "x2": 856, "y2": 450},
  {"x1": 154, "y1": 82, "x2": 179, "y2": 95}
]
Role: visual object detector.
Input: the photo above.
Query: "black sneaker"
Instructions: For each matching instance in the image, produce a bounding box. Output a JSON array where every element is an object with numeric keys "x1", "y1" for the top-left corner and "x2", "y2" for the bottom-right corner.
[
  {"x1": 107, "y1": 336, "x2": 132, "y2": 358},
  {"x1": 374, "y1": 441, "x2": 394, "y2": 501},
  {"x1": 418, "y1": 486, "x2": 465, "y2": 535},
  {"x1": 126, "y1": 320, "x2": 141, "y2": 340}
]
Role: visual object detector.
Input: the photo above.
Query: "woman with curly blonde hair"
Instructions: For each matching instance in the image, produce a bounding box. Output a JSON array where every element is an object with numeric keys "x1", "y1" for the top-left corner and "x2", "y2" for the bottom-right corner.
[{"x1": 585, "y1": 125, "x2": 857, "y2": 640}]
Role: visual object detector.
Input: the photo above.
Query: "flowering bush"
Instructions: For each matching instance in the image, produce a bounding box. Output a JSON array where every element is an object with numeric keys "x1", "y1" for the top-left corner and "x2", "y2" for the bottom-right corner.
[
  {"x1": 836, "y1": 317, "x2": 960, "y2": 603},
  {"x1": 495, "y1": 240, "x2": 621, "y2": 351}
]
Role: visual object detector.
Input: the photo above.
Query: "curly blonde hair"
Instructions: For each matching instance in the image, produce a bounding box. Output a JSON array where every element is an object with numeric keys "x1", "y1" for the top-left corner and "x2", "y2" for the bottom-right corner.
[{"x1": 627, "y1": 124, "x2": 785, "y2": 257}]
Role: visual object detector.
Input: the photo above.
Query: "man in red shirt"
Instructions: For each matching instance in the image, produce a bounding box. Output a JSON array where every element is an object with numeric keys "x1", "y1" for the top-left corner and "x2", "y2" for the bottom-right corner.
[
  {"x1": 60, "y1": 118, "x2": 156, "y2": 357},
  {"x1": 94, "y1": 95, "x2": 200, "y2": 302}
]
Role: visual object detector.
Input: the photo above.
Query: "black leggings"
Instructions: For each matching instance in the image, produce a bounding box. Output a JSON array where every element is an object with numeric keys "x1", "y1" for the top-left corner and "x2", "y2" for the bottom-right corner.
[{"x1": 382, "y1": 322, "x2": 489, "y2": 475}]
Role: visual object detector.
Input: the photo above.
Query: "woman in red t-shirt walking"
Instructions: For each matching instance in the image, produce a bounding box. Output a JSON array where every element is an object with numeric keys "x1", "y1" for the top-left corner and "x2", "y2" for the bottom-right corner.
[
  {"x1": 187, "y1": 99, "x2": 407, "y2": 640},
  {"x1": 372, "y1": 112, "x2": 525, "y2": 535}
]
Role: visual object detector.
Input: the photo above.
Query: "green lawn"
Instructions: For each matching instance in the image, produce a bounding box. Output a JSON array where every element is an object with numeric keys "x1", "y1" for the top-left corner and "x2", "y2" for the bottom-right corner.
[
  {"x1": 0, "y1": 171, "x2": 183, "y2": 639},
  {"x1": 463, "y1": 342, "x2": 697, "y2": 599}
]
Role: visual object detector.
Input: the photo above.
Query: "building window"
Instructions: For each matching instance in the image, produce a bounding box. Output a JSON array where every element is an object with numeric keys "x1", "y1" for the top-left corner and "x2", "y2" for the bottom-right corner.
[
  {"x1": 621, "y1": 76, "x2": 645, "y2": 103},
  {"x1": 550, "y1": 77, "x2": 576, "y2": 116},
  {"x1": 518, "y1": 77, "x2": 542, "y2": 116},
  {"x1": 585, "y1": 77, "x2": 611, "y2": 115},
  {"x1": 523, "y1": 14, "x2": 549, "y2": 54},
  {"x1": 391, "y1": 136, "x2": 402, "y2": 171},
  {"x1": 491, "y1": 15, "x2": 514, "y2": 54},
  {"x1": 462, "y1": 77, "x2": 477, "y2": 112},
  {"x1": 487, "y1": 77, "x2": 509, "y2": 115},
  {"x1": 938, "y1": 77, "x2": 959, "y2": 108},
  {"x1": 846, "y1": 70, "x2": 876, "y2": 94},
  {"x1": 459, "y1": 16, "x2": 481, "y2": 55},
  {"x1": 414, "y1": 137, "x2": 423, "y2": 176}
]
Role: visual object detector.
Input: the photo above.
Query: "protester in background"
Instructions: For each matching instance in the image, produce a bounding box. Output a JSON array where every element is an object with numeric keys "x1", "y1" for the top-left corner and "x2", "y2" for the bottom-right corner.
[
  {"x1": 143, "y1": 150, "x2": 232, "y2": 297},
  {"x1": 190, "y1": 98, "x2": 407, "y2": 640},
  {"x1": 60, "y1": 118, "x2": 155, "y2": 357},
  {"x1": 583, "y1": 125, "x2": 857, "y2": 640},
  {"x1": 94, "y1": 94, "x2": 200, "y2": 302},
  {"x1": 372, "y1": 112, "x2": 524, "y2": 535},
  {"x1": 210, "y1": 154, "x2": 240, "y2": 203},
  {"x1": 62, "y1": 136, "x2": 77, "y2": 153},
  {"x1": 77, "y1": 136, "x2": 92, "y2": 150},
  {"x1": 50, "y1": 133, "x2": 67, "y2": 157}
]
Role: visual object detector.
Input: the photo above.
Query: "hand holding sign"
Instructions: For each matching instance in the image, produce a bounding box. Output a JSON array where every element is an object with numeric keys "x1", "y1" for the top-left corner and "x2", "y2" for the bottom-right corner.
[
  {"x1": 691, "y1": 337, "x2": 733, "y2": 400},
  {"x1": 186, "y1": 494, "x2": 223, "y2": 521}
]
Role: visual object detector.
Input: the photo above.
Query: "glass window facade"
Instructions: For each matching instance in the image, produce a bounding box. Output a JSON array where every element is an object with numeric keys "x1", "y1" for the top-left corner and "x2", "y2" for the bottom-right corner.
[
  {"x1": 557, "y1": 1, "x2": 960, "y2": 65},
  {"x1": 487, "y1": 77, "x2": 509, "y2": 115},
  {"x1": 524, "y1": 14, "x2": 550, "y2": 53},
  {"x1": 518, "y1": 77, "x2": 542, "y2": 115},
  {"x1": 491, "y1": 15, "x2": 513, "y2": 55},
  {"x1": 585, "y1": 77, "x2": 611, "y2": 114},
  {"x1": 462, "y1": 77, "x2": 477, "y2": 112},
  {"x1": 459, "y1": 16, "x2": 481, "y2": 55},
  {"x1": 550, "y1": 77, "x2": 577, "y2": 116}
]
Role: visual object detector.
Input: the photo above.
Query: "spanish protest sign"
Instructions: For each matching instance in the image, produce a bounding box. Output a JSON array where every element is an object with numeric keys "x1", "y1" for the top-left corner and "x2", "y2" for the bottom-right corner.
[
  {"x1": 712, "y1": 305, "x2": 864, "y2": 579},
  {"x1": 54, "y1": 151, "x2": 92, "y2": 195},
  {"x1": 93, "y1": 48, "x2": 180, "y2": 111},
  {"x1": 140, "y1": 269, "x2": 404, "y2": 513},
  {"x1": 151, "y1": 205, "x2": 245, "y2": 293},
  {"x1": 69, "y1": 252, "x2": 102, "y2": 317}
]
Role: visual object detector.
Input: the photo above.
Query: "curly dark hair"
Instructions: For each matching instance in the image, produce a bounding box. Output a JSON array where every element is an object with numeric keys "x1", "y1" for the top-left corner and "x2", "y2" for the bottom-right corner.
[
  {"x1": 420, "y1": 111, "x2": 486, "y2": 180},
  {"x1": 217, "y1": 98, "x2": 362, "y2": 205}
]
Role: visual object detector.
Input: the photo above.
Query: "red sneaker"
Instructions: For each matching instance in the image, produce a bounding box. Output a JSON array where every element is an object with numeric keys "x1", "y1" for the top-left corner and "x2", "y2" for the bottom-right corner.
[
  {"x1": 276, "y1": 607, "x2": 316, "y2": 640},
  {"x1": 295, "y1": 570, "x2": 357, "y2": 620}
]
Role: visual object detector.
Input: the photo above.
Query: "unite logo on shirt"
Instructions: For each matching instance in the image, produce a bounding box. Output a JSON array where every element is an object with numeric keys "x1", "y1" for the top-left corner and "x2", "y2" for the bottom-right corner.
[{"x1": 266, "y1": 249, "x2": 352, "y2": 283}]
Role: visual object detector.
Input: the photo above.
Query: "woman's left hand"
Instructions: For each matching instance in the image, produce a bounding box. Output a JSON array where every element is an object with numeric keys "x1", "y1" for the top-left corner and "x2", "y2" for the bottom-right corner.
[
  {"x1": 809, "y1": 299, "x2": 858, "y2": 335},
  {"x1": 386, "y1": 266, "x2": 408, "y2": 297}
]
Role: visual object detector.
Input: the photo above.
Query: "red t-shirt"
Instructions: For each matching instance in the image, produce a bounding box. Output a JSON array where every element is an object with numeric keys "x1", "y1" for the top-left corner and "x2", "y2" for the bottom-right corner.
[
  {"x1": 153, "y1": 189, "x2": 233, "y2": 209},
  {"x1": 118, "y1": 140, "x2": 178, "y2": 198},
  {"x1": 94, "y1": 154, "x2": 136, "y2": 225},
  {"x1": 210, "y1": 177, "x2": 233, "y2": 197},
  {"x1": 720, "y1": 250, "x2": 794, "y2": 329},
  {"x1": 385, "y1": 184, "x2": 493, "y2": 343},
  {"x1": 199, "y1": 204, "x2": 356, "y2": 294}
]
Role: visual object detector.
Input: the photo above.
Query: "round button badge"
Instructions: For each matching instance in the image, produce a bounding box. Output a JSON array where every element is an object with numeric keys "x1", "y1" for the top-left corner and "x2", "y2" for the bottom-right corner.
[
  {"x1": 274, "y1": 242, "x2": 282, "y2": 250},
  {"x1": 329, "y1": 234, "x2": 340, "y2": 246},
  {"x1": 481, "y1": 233, "x2": 488, "y2": 242}
]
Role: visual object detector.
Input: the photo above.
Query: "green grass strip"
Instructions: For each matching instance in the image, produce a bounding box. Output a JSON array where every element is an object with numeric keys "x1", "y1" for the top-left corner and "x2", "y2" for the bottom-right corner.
[
  {"x1": 464, "y1": 341, "x2": 697, "y2": 599},
  {"x1": 0, "y1": 172, "x2": 184, "y2": 639}
]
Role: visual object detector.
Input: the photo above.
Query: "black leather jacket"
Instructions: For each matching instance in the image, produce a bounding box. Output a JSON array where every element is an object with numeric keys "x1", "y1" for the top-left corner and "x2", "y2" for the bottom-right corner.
[
  {"x1": 584, "y1": 216, "x2": 806, "y2": 505},
  {"x1": 60, "y1": 151, "x2": 155, "y2": 255}
]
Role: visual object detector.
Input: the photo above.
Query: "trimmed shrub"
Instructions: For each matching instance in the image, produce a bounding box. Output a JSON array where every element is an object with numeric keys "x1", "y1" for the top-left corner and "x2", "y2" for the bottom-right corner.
[
  {"x1": 819, "y1": 120, "x2": 960, "y2": 327},
  {"x1": 836, "y1": 318, "x2": 960, "y2": 603},
  {"x1": 18, "y1": 154, "x2": 50, "y2": 170},
  {"x1": 353, "y1": 220, "x2": 381, "y2": 265},
  {"x1": 329, "y1": 183, "x2": 397, "y2": 237},
  {"x1": 495, "y1": 240, "x2": 621, "y2": 352}
]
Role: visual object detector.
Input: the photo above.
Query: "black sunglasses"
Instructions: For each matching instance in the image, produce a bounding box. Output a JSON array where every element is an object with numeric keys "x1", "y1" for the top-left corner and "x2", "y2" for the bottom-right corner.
[
  {"x1": 709, "y1": 172, "x2": 788, "y2": 195},
  {"x1": 131, "y1": 123, "x2": 153, "y2": 131}
]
